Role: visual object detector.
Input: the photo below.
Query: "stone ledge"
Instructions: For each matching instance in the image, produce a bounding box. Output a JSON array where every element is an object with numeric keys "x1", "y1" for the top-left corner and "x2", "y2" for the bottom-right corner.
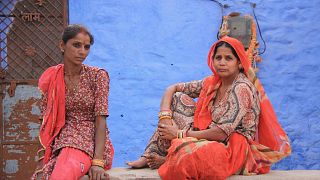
[{"x1": 105, "y1": 168, "x2": 320, "y2": 180}]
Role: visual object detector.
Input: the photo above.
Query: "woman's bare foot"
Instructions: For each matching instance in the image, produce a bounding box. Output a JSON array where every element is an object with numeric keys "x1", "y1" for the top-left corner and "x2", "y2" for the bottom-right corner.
[
  {"x1": 145, "y1": 154, "x2": 166, "y2": 169},
  {"x1": 126, "y1": 157, "x2": 148, "y2": 168}
]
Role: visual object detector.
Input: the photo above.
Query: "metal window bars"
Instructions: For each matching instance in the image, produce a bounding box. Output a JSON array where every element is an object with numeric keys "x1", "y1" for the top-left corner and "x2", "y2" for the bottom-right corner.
[{"x1": 0, "y1": 0, "x2": 68, "y2": 82}]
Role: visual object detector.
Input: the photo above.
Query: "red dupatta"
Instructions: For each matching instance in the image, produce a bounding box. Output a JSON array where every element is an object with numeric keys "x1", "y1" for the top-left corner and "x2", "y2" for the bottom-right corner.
[
  {"x1": 193, "y1": 36, "x2": 291, "y2": 173},
  {"x1": 38, "y1": 64, "x2": 66, "y2": 163}
]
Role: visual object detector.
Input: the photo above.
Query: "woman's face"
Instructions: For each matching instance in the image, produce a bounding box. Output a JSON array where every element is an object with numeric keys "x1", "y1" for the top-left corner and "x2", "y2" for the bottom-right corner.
[
  {"x1": 213, "y1": 45, "x2": 240, "y2": 78},
  {"x1": 61, "y1": 32, "x2": 91, "y2": 66}
]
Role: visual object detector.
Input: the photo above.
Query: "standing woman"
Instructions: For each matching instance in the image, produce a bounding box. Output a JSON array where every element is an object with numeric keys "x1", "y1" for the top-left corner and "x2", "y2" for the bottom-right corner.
[{"x1": 32, "y1": 24, "x2": 114, "y2": 180}]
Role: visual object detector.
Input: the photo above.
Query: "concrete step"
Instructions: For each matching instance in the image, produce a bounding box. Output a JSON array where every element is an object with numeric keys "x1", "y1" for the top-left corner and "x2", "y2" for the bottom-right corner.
[{"x1": 105, "y1": 167, "x2": 320, "y2": 180}]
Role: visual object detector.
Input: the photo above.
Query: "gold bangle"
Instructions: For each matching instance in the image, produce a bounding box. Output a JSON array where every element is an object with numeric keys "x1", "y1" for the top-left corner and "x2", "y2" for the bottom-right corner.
[
  {"x1": 92, "y1": 159, "x2": 105, "y2": 168},
  {"x1": 159, "y1": 116, "x2": 172, "y2": 120},
  {"x1": 158, "y1": 111, "x2": 172, "y2": 118},
  {"x1": 177, "y1": 130, "x2": 183, "y2": 139},
  {"x1": 92, "y1": 159, "x2": 105, "y2": 164}
]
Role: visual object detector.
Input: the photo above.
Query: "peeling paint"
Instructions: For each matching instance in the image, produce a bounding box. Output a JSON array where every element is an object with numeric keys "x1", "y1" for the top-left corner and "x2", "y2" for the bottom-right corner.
[
  {"x1": 31, "y1": 103, "x2": 40, "y2": 115},
  {"x1": 4, "y1": 90, "x2": 41, "y2": 142},
  {"x1": 3, "y1": 85, "x2": 41, "y2": 120},
  {"x1": 28, "y1": 122, "x2": 40, "y2": 140},
  {"x1": 4, "y1": 160, "x2": 19, "y2": 174},
  {"x1": 2, "y1": 84, "x2": 42, "y2": 177},
  {"x1": 34, "y1": 156, "x2": 39, "y2": 162},
  {"x1": 7, "y1": 149, "x2": 25, "y2": 154},
  {"x1": 5, "y1": 132, "x2": 18, "y2": 137}
]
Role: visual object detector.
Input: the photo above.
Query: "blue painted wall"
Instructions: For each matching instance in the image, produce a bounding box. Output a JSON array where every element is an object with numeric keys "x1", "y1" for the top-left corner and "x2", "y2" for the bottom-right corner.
[{"x1": 69, "y1": 0, "x2": 320, "y2": 169}]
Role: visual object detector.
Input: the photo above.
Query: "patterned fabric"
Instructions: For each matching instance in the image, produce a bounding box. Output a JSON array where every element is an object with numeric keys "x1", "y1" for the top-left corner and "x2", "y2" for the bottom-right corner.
[
  {"x1": 159, "y1": 133, "x2": 250, "y2": 180},
  {"x1": 32, "y1": 64, "x2": 114, "y2": 179},
  {"x1": 176, "y1": 80, "x2": 203, "y2": 98},
  {"x1": 52, "y1": 64, "x2": 113, "y2": 160},
  {"x1": 211, "y1": 73, "x2": 260, "y2": 140},
  {"x1": 177, "y1": 73, "x2": 260, "y2": 140}
]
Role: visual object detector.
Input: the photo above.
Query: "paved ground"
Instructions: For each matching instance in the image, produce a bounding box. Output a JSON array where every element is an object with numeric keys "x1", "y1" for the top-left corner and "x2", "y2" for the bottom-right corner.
[{"x1": 106, "y1": 167, "x2": 320, "y2": 180}]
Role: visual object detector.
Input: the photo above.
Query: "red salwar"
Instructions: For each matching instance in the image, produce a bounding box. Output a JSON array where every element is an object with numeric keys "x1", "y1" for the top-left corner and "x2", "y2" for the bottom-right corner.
[{"x1": 50, "y1": 147, "x2": 91, "y2": 180}]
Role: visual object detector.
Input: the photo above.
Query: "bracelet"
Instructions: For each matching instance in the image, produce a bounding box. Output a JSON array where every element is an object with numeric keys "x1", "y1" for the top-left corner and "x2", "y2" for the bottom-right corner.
[
  {"x1": 177, "y1": 130, "x2": 184, "y2": 139},
  {"x1": 159, "y1": 116, "x2": 172, "y2": 120},
  {"x1": 158, "y1": 111, "x2": 172, "y2": 118},
  {"x1": 92, "y1": 159, "x2": 105, "y2": 168}
]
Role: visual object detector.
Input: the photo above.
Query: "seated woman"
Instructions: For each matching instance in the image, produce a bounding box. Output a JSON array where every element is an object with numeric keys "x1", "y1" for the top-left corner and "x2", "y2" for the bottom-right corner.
[
  {"x1": 32, "y1": 24, "x2": 114, "y2": 180},
  {"x1": 128, "y1": 36, "x2": 291, "y2": 179}
]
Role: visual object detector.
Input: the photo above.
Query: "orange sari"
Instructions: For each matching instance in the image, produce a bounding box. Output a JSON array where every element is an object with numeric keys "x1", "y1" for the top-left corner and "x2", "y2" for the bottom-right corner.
[{"x1": 158, "y1": 37, "x2": 291, "y2": 179}]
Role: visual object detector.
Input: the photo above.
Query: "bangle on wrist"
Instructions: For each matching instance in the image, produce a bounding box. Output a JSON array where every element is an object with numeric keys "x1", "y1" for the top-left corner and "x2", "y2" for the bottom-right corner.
[
  {"x1": 159, "y1": 116, "x2": 172, "y2": 120},
  {"x1": 177, "y1": 130, "x2": 183, "y2": 139},
  {"x1": 158, "y1": 111, "x2": 172, "y2": 118},
  {"x1": 92, "y1": 159, "x2": 105, "y2": 168}
]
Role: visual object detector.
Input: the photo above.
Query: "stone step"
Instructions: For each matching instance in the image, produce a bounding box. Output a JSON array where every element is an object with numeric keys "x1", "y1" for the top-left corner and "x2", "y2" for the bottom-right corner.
[{"x1": 105, "y1": 168, "x2": 320, "y2": 180}]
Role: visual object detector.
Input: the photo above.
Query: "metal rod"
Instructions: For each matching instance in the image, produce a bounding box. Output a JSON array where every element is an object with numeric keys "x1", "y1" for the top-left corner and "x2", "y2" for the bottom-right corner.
[
  {"x1": 0, "y1": 14, "x2": 15, "y2": 18},
  {"x1": 0, "y1": 83, "x2": 5, "y2": 178}
]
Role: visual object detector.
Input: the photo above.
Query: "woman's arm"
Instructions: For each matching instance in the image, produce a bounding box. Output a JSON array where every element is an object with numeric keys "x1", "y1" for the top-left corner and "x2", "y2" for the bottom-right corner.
[
  {"x1": 158, "y1": 124, "x2": 227, "y2": 142},
  {"x1": 160, "y1": 80, "x2": 203, "y2": 110},
  {"x1": 89, "y1": 70, "x2": 110, "y2": 179},
  {"x1": 89, "y1": 115, "x2": 107, "y2": 180},
  {"x1": 187, "y1": 126, "x2": 227, "y2": 142},
  {"x1": 92, "y1": 70, "x2": 109, "y2": 159},
  {"x1": 158, "y1": 80, "x2": 204, "y2": 137},
  {"x1": 159, "y1": 85, "x2": 178, "y2": 111},
  {"x1": 93, "y1": 115, "x2": 107, "y2": 160}
]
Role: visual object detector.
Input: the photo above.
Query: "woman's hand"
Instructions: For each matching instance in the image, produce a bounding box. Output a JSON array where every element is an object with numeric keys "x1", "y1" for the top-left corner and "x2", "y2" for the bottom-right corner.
[
  {"x1": 158, "y1": 122, "x2": 179, "y2": 140},
  {"x1": 88, "y1": 165, "x2": 109, "y2": 180}
]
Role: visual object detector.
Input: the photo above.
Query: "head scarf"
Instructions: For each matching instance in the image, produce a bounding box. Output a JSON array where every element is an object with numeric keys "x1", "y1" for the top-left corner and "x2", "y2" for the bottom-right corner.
[{"x1": 38, "y1": 64, "x2": 66, "y2": 163}]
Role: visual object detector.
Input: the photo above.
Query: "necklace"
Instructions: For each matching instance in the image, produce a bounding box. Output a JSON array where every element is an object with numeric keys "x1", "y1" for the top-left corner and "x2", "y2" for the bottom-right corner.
[
  {"x1": 64, "y1": 73, "x2": 80, "y2": 94},
  {"x1": 64, "y1": 66, "x2": 83, "y2": 94}
]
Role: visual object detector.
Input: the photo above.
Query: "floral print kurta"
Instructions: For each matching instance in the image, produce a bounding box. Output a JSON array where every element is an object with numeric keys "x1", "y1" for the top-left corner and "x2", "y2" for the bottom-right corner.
[{"x1": 39, "y1": 64, "x2": 113, "y2": 164}]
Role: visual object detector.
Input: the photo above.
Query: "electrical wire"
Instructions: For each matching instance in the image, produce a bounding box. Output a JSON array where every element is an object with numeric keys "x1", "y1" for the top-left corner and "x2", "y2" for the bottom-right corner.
[{"x1": 251, "y1": 3, "x2": 267, "y2": 55}]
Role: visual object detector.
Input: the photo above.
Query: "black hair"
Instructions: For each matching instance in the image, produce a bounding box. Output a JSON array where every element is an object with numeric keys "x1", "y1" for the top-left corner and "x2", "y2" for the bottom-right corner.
[
  {"x1": 61, "y1": 24, "x2": 94, "y2": 45},
  {"x1": 212, "y1": 41, "x2": 240, "y2": 61}
]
